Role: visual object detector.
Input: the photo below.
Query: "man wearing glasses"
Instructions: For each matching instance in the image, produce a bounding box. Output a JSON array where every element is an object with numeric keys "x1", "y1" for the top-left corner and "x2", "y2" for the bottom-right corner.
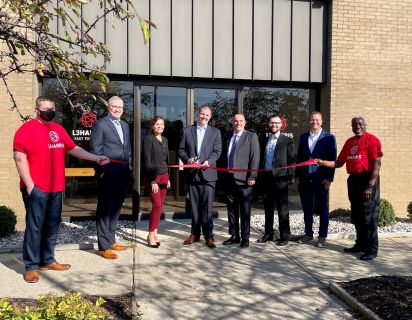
[
  {"x1": 90, "y1": 96, "x2": 132, "y2": 260},
  {"x1": 257, "y1": 114, "x2": 296, "y2": 246}
]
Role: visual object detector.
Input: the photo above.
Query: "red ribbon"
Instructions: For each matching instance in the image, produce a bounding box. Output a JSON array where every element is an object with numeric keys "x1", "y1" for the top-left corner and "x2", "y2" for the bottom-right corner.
[
  {"x1": 101, "y1": 159, "x2": 318, "y2": 172},
  {"x1": 168, "y1": 159, "x2": 317, "y2": 172}
]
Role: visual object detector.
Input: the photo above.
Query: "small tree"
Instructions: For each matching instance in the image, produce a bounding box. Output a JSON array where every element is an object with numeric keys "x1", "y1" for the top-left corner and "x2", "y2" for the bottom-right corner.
[
  {"x1": 0, "y1": 0, "x2": 155, "y2": 120},
  {"x1": 379, "y1": 199, "x2": 396, "y2": 227},
  {"x1": 407, "y1": 201, "x2": 412, "y2": 220}
]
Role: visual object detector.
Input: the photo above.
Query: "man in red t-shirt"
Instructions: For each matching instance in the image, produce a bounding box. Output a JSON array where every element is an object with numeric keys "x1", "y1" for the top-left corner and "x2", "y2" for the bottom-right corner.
[
  {"x1": 318, "y1": 116, "x2": 383, "y2": 261},
  {"x1": 13, "y1": 96, "x2": 109, "y2": 283}
]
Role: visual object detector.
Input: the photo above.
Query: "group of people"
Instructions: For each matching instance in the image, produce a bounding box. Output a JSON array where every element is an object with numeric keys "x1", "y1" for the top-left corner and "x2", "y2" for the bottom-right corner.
[{"x1": 13, "y1": 96, "x2": 383, "y2": 284}]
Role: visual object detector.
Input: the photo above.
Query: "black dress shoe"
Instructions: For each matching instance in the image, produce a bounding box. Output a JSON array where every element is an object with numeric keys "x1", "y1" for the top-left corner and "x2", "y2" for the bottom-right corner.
[
  {"x1": 223, "y1": 235, "x2": 241, "y2": 245},
  {"x1": 343, "y1": 245, "x2": 364, "y2": 253},
  {"x1": 257, "y1": 234, "x2": 273, "y2": 243},
  {"x1": 240, "y1": 239, "x2": 249, "y2": 248},
  {"x1": 359, "y1": 253, "x2": 377, "y2": 261},
  {"x1": 276, "y1": 238, "x2": 289, "y2": 246}
]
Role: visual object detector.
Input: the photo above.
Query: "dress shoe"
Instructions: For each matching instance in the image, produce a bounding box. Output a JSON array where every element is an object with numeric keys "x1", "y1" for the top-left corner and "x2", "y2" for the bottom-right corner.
[
  {"x1": 276, "y1": 238, "x2": 289, "y2": 246},
  {"x1": 298, "y1": 235, "x2": 313, "y2": 244},
  {"x1": 98, "y1": 249, "x2": 118, "y2": 260},
  {"x1": 110, "y1": 243, "x2": 127, "y2": 251},
  {"x1": 257, "y1": 234, "x2": 273, "y2": 243},
  {"x1": 359, "y1": 253, "x2": 377, "y2": 261},
  {"x1": 223, "y1": 235, "x2": 241, "y2": 245},
  {"x1": 147, "y1": 236, "x2": 159, "y2": 248},
  {"x1": 240, "y1": 239, "x2": 249, "y2": 248},
  {"x1": 317, "y1": 237, "x2": 326, "y2": 248},
  {"x1": 24, "y1": 270, "x2": 39, "y2": 283},
  {"x1": 40, "y1": 261, "x2": 71, "y2": 271},
  {"x1": 183, "y1": 234, "x2": 200, "y2": 245},
  {"x1": 156, "y1": 242, "x2": 161, "y2": 247},
  {"x1": 343, "y1": 245, "x2": 364, "y2": 253},
  {"x1": 205, "y1": 237, "x2": 216, "y2": 249}
]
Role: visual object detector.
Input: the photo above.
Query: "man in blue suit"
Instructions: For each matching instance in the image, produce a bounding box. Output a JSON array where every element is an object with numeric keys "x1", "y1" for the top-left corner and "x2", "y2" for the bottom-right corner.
[
  {"x1": 178, "y1": 105, "x2": 222, "y2": 248},
  {"x1": 90, "y1": 96, "x2": 132, "y2": 259},
  {"x1": 295, "y1": 111, "x2": 336, "y2": 248}
]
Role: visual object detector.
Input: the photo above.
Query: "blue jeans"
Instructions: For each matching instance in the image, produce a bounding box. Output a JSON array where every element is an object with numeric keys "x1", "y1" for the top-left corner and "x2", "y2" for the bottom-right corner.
[{"x1": 21, "y1": 186, "x2": 62, "y2": 271}]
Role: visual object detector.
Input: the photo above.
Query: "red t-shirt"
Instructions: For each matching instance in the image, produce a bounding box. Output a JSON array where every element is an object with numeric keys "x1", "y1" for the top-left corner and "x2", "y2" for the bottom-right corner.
[
  {"x1": 13, "y1": 119, "x2": 76, "y2": 192},
  {"x1": 337, "y1": 132, "x2": 383, "y2": 174}
]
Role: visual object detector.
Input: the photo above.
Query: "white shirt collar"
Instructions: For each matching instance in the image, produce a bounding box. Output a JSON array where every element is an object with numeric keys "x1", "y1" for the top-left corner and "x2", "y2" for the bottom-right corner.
[{"x1": 310, "y1": 128, "x2": 322, "y2": 138}]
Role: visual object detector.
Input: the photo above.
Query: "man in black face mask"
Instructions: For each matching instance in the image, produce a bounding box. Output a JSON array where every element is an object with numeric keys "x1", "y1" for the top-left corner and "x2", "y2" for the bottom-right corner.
[{"x1": 13, "y1": 96, "x2": 109, "y2": 283}]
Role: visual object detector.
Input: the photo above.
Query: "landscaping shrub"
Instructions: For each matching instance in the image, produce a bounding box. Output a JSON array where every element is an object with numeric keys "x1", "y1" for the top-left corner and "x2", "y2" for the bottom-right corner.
[
  {"x1": 379, "y1": 199, "x2": 396, "y2": 227},
  {"x1": 0, "y1": 205, "x2": 17, "y2": 238},
  {"x1": 0, "y1": 292, "x2": 107, "y2": 320},
  {"x1": 407, "y1": 201, "x2": 412, "y2": 220},
  {"x1": 329, "y1": 208, "x2": 351, "y2": 216}
]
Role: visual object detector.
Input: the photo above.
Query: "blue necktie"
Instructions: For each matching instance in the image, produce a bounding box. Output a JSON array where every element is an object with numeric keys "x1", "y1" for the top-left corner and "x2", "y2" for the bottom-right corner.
[{"x1": 228, "y1": 135, "x2": 239, "y2": 168}]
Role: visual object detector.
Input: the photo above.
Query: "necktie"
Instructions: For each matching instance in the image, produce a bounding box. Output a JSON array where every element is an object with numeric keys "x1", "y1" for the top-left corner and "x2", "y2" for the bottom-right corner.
[{"x1": 228, "y1": 135, "x2": 239, "y2": 168}]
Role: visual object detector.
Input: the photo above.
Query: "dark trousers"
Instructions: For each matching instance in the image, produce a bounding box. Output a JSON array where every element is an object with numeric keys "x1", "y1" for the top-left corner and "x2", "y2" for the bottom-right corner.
[
  {"x1": 348, "y1": 173, "x2": 380, "y2": 255},
  {"x1": 96, "y1": 170, "x2": 130, "y2": 250},
  {"x1": 262, "y1": 173, "x2": 290, "y2": 239},
  {"x1": 298, "y1": 176, "x2": 329, "y2": 238},
  {"x1": 144, "y1": 174, "x2": 168, "y2": 232},
  {"x1": 225, "y1": 175, "x2": 253, "y2": 240},
  {"x1": 21, "y1": 186, "x2": 62, "y2": 271},
  {"x1": 188, "y1": 180, "x2": 216, "y2": 239}
]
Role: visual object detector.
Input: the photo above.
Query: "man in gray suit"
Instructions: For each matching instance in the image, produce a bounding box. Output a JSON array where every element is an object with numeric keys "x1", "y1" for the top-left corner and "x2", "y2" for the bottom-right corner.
[
  {"x1": 258, "y1": 114, "x2": 296, "y2": 246},
  {"x1": 178, "y1": 105, "x2": 222, "y2": 248},
  {"x1": 90, "y1": 96, "x2": 132, "y2": 259},
  {"x1": 221, "y1": 114, "x2": 260, "y2": 248}
]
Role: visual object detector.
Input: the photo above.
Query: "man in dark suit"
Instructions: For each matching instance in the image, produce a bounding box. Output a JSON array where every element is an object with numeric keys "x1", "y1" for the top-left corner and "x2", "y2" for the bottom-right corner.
[
  {"x1": 258, "y1": 114, "x2": 296, "y2": 246},
  {"x1": 178, "y1": 105, "x2": 222, "y2": 249},
  {"x1": 221, "y1": 114, "x2": 260, "y2": 248},
  {"x1": 295, "y1": 111, "x2": 336, "y2": 248},
  {"x1": 90, "y1": 96, "x2": 132, "y2": 259}
]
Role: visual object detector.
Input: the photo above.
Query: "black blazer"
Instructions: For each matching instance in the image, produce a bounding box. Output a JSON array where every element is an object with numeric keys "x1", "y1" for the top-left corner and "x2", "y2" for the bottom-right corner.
[
  {"x1": 260, "y1": 133, "x2": 297, "y2": 179},
  {"x1": 90, "y1": 116, "x2": 132, "y2": 176},
  {"x1": 178, "y1": 124, "x2": 222, "y2": 182},
  {"x1": 142, "y1": 134, "x2": 169, "y2": 182},
  {"x1": 295, "y1": 130, "x2": 336, "y2": 182},
  {"x1": 220, "y1": 130, "x2": 260, "y2": 185}
]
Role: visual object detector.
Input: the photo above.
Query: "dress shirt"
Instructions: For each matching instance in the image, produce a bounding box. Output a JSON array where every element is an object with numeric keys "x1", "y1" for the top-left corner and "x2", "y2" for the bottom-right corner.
[
  {"x1": 308, "y1": 128, "x2": 322, "y2": 173},
  {"x1": 227, "y1": 130, "x2": 244, "y2": 157},
  {"x1": 108, "y1": 116, "x2": 124, "y2": 145},
  {"x1": 196, "y1": 124, "x2": 207, "y2": 157},
  {"x1": 264, "y1": 132, "x2": 280, "y2": 169}
]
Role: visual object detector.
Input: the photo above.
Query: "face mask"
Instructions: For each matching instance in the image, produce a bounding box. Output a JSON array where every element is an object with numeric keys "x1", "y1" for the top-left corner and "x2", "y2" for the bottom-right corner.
[{"x1": 38, "y1": 109, "x2": 56, "y2": 122}]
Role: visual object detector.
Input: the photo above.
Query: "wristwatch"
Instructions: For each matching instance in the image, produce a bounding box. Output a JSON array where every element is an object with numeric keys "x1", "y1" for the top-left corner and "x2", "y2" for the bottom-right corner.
[{"x1": 368, "y1": 183, "x2": 374, "y2": 188}]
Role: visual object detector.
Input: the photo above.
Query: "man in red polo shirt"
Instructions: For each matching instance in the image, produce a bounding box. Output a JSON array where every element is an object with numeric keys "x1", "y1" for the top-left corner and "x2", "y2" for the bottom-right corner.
[
  {"x1": 318, "y1": 116, "x2": 383, "y2": 261},
  {"x1": 13, "y1": 96, "x2": 109, "y2": 283}
]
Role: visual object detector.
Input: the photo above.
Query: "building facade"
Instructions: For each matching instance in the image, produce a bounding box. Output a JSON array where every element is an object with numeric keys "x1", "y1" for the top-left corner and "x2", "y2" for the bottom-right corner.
[{"x1": 1, "y1": 0, "x2": 411, "y2": 229}]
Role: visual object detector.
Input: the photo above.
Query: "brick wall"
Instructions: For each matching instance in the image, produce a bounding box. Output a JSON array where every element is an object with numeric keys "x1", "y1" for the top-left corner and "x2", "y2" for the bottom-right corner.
[
  {"x1": 325, "y1": 0, "x2": 412, "y2": 216},
  {"x1": 0, "y1": 41, "x2": 38, "y2": 229}
]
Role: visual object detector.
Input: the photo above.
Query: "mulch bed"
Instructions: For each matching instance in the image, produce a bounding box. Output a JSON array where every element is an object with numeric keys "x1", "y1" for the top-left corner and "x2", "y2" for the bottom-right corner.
[
  {"x1": 6, "y1": 293, "x2": 139, "y2": 320},
  {"x1": 338, "y1": 275, "x2": 412, "y2": 320}
]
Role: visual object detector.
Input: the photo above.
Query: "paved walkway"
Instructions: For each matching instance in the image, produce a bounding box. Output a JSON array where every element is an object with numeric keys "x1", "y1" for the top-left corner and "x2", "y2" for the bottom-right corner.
[{"x1": 0, "y1": 218, "x2": 411, "y2": 319}]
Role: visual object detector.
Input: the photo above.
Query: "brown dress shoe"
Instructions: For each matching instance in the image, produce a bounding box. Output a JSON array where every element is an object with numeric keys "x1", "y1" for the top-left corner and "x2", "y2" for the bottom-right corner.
[
  {"x1": 98, "y1": 249, "x2": 118, "y2": 260},
  {"x1": 110, "y1": 243, "x2": 127, "y2": 251},
  {"x1": 24, "y1": 270, "x2": 39, "y2": 283},
  {"x1": 40, "y1": 261, "x2": 71, "y2": 271},
  {"x1": 183, "y1": 234, "x2": 200, "y2": 245},
  {"x1": 206, "y1": 237, "x2": 216, "y2": 249}
]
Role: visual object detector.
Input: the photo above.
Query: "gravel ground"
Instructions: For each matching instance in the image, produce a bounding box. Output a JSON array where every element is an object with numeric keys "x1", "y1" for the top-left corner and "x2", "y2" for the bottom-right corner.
[{"x1": 1, "y1": 212, "x2": 411, "y2": 248}]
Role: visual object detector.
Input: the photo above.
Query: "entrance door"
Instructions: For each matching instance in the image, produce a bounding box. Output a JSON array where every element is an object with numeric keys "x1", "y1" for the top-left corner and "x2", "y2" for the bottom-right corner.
[{"x1": 139, "y1": 85, "x2": 187, "y2": 212}]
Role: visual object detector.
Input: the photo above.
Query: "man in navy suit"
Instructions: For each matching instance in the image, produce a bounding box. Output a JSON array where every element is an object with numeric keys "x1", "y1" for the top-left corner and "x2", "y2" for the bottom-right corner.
[
  {"x1": 258, "y1": 114, "x2": 296, "y2": 246},
  {"x1": 295, "y1": 111, "x2": 336, "y2": 248},
  {"x1": 221, "y1": 114, "x2": 260, "y2": 248},
  {"x1": 90, "y1": 96, "x2": 132, "y2": 259},
  {"x1": 178, "y1": 105, "x2": 222, "y2": 248}
]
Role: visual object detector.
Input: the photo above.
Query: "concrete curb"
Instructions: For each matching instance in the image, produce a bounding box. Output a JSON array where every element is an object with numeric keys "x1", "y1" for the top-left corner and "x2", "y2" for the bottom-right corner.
[{"x1": 329, "y1": 281, "x2": 383, "y2": 320}]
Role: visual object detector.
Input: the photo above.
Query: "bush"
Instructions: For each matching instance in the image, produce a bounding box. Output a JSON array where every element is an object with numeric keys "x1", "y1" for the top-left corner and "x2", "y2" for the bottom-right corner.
[
  {"x1": 407, "y1": 202, "x2": 412, "y2": 220},
  {"x1": 0, "y1": 292, "x2": 107, "y2": 319},
  {"x1": 0, "y1": 205, "x2": 17, "y2": 237},
  {"x1": 379, "y1": 199, "x2": 396, "y2": 227}
]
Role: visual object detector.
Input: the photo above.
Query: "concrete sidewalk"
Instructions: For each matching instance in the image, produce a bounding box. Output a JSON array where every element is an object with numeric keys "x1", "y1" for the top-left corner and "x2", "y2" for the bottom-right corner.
[{"x1": 0, "y1": 218, "x2": 411, "y2": 319}]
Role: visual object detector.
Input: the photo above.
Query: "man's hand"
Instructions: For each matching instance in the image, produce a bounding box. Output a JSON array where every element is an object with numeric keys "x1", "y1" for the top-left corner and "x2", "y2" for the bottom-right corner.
[
  {"x1": 202, "y1": 160, "x2": 209, "y2": 168},
  {"x1": 247, "y1": 177, "x2": 255, "y2": 186},
  {"x1": 167, "y1": 180, "x2": 171, "y2": 189},
  {"x1": 188, "y1": 157, "x2": 198, "y2": 164},
  {"x1": 363, "y1": 187, "x2": 372, "y2": 200},
  {"x1": 323, "y1": 180, "x2": 331, "y2": 190},
  {"x1": 97, "y1": 156, "x2": 110, "y2": 165},
  {"x1": 27, "y1": 183, "x2": 35, "y2": 195}
]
